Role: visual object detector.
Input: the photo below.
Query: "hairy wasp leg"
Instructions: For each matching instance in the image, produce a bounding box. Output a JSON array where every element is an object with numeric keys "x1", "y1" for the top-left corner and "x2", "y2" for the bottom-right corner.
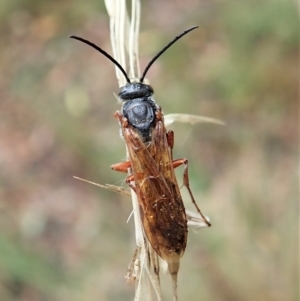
[{"x1": 172, "y1": 158, "x2": 211, "y2": 227}]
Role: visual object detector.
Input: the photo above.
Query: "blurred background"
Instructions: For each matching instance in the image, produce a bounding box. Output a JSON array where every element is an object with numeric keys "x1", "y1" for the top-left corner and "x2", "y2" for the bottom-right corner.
[{"x1": 0, "y1": 0, "x2": 298, "y2": 300}]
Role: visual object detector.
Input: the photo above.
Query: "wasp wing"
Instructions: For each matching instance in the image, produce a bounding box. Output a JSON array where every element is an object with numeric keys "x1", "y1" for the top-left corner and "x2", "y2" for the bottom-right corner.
[{"x1": 122, "y1": 115, "x2": 187, "y2": 264}]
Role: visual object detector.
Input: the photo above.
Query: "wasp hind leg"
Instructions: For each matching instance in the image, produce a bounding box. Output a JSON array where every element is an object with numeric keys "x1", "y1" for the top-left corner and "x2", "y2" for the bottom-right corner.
[
  {"x1": 172, "y1": 158, "x2": 211, "y2": 227},
  {"x1": 166, "y1": 130, "x2": 211, "y2": 226}
]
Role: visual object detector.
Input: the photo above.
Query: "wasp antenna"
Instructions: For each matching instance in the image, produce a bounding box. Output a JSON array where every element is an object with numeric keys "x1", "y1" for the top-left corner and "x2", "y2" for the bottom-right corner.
[
  {"x1": 70, "y1": 35, "x2": 131, "y2": 84},
  {"x1": 140, "y1": 26, "x2": 199, "y2": 83}
]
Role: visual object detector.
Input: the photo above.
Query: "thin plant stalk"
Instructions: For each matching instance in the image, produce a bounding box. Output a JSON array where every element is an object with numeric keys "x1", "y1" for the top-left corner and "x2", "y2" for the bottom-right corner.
[{"x1": 104, "y1": 1, "x2": 162, "y2": 300}]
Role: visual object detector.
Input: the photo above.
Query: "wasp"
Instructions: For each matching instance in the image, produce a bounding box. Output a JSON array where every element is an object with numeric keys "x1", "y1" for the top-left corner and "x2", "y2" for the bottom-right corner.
[{"x1": 70, "y1": 26, "x2": 211, "y2": 265}]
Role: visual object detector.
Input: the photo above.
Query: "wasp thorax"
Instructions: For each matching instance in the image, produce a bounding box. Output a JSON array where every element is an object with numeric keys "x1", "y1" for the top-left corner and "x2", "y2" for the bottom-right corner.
[
  {"x1": 119, "y1": 82, "x2": 154, "y2": 101},
  {"x1": 120, "y1": 83, "x2": 157, "y2": 143}
]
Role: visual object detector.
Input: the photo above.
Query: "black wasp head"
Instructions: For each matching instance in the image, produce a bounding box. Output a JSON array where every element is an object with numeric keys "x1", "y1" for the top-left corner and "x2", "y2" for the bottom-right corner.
[{"x1": 119, "y1": 82, "x2": 154, "y2": 101}]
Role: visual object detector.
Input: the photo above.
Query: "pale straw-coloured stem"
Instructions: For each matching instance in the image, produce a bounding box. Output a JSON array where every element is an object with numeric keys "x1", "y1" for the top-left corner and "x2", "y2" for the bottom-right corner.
[{"x1": 104, "y1": 1, "x2": 162, "y2": 301}]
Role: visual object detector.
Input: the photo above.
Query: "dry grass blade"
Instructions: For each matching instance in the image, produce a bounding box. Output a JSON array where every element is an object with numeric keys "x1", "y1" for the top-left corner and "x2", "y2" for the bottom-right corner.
[
  {"x1": 73, "y1": 176, "x2": 131, "y2": 196},
  {"x1": 104, "y1": 1, "x2": 162, "y2": 301},
  {"x1": 164, "y1": 113, "x2": 225, "y2": 127},
  {"x1": 186, "y1": 209, "x2": 211, "y2": 229},
  {"x1": 105, "y1": 0, "x2": 128, "y2": 86}
]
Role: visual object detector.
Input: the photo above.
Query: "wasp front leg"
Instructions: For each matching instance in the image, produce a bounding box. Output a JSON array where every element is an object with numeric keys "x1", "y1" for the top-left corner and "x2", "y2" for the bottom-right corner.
[
  {"x1": 111, "y1": 161, "x2": 135, "y2": 190},
  {"x1": 111, "y1": 161, "x2": 143, "y2": 194},
  {"x1": 111, "y1": 160, "x2": 132, "y2": 173}
]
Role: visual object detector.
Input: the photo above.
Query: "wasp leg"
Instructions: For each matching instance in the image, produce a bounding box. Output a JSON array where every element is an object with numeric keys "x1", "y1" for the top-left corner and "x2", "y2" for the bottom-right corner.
[
  {"x1": 111, "y1": 161, "x2": 136, "y2": 190},
  {"x1": 166, "y1": 130, "x2": 174, "y2": 159},
  {"x1": 111, "y1": 161, "x2": 146, "y2": 194},
  {"x1": 172, "y1": 158, "x2": 211, "y2": 227},
  {"x1": 111, "y1": 160, "x2": 131, "y2": 173}
]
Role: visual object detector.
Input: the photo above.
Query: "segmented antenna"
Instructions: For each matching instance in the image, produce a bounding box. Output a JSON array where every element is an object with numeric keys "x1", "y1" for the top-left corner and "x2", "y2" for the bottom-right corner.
[
  {"x1": 70, "y1": 26, "x2": 198, "y2": 85},
  {"x1": 70, "y1": 36, "x2": 131, "y2": 84},
  {"x1": 140, "y1": 26, "x2": 198, "y2": 83}
]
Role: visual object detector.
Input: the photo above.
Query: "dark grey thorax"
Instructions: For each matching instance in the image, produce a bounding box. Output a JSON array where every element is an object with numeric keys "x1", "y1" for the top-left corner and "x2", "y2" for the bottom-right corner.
[{"x1": 119, "y1": 82, "x2": 158, "y2": 143}]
